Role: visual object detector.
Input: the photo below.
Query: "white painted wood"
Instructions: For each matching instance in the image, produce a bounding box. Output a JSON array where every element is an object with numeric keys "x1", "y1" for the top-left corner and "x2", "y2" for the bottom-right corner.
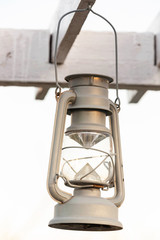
[
  {"x1": 156, "y1": 33, "x2": 160, "y2": 68},
  {"x1": 50, "y1": 0, "x2": 96, "y2": 64},
  {"x1": 127, "y1": 12, "x2": 160, "y2": 104},
  {"x1": 128, "y1": 90, "x2": 147, "y2": 103},
  {"x1": 35, "y1": 87, "x2": 50, "y2": 100},
  {"x1": 36, "y1": 0, "x2": 96, "y2": 99},
  {"x1": 0, "y1": 29, "x2": 159, "y2": 90},
  {"x1": 61, "y1": 31, "x2": 155, "y2": 89},
  {"x1": 149, "y1": 12, "x2": 160, "y2": 67},
  {"x1": 0, "y1": 29, "x2": 51, "y2": 87},
  {"x1": 149, "y1": 12, "x2": 160, "y2": 33}
]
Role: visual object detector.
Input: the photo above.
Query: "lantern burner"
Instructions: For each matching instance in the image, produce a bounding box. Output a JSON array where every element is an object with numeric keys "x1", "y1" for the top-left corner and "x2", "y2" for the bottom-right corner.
[{"x1": 60, "y1": 146, "x2": 114, "y2": 189}]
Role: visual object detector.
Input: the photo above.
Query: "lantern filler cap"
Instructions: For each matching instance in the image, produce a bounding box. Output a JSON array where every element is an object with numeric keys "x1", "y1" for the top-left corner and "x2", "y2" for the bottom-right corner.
[
  {"x1": 65, "y1": 74, "x2": 113, "y2": 82},
  {"x1": 65, "y1": 74, "x2": 113, "y2": 88}
]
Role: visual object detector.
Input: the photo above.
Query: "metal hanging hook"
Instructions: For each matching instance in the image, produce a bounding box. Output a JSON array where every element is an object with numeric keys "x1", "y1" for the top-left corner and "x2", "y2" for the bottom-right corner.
[
  {"x1": 88, "y1": 7, "x2": 120, "y2": 110},
  {"x1": 54, "y1": 4, "x2": 120, "y2": 109},
  {"x1": 54, "y1": 6, "x2": 90, "y2": 100}
]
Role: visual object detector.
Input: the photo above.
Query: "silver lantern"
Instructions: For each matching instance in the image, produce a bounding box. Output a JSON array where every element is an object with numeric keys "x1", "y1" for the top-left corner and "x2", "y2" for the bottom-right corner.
[
  {"x1": 47, "y1": 74, "x2": 125, "y2": 231},
  {"x1": 47, "y1": 4, "x2": 125, "y2": 231}
]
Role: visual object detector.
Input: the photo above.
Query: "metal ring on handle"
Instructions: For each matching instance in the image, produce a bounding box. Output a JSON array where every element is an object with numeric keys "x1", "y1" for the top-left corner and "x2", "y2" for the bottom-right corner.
[
  {"x1": 55, "y1": 86, "x2": 61, "y2": 101},
  {"x1": 54, "y1": 5, "x2": 121, "y2": 109},
  {"x1": 115, "y1": 97, "x2": 121, "y2": 112}
]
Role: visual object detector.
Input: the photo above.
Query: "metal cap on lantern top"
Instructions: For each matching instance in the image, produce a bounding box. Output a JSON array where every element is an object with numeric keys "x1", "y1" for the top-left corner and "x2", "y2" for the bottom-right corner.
[{"x1": 47, "y1": 5, "x2": 125, "y2": 232}]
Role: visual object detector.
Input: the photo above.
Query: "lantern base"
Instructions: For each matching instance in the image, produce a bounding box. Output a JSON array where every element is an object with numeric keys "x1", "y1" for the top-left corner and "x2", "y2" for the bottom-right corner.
[{"x1": 48, "y1": 188, "x2": 122, "y2": 231}]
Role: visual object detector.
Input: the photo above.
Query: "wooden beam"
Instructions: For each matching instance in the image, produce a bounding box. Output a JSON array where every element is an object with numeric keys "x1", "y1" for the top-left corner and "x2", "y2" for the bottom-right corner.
[
  {"x1": 35, "y1": 87, "x2": 50, "y2": 100},
  {"x1": 36, "y1": 0, "x2": 96, "y2": 99},
  {"x1": 50, "y1": 0, "x2": 96, "y2": 64},
  {"x1": 128, "y1": 90, "x2": 147, "y2": 103},
  {"x1": 149, "y1": 12, "x2": 160, "y2": 67},
  {"x1": 0, "y1": 29, "x2": 160, "y2": 91},
  {"x1": 0, "y1": 29, "x2": 51, "y2": 87},
  {"x1": 127, "y1": 12, "x2": 160, "y2": 103}
]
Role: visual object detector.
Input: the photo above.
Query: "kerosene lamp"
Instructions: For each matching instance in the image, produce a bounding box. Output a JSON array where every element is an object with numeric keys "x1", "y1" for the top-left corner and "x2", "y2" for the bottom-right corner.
[{"x1": 47, "y1": 5, "x2": 125, "y2": 231}]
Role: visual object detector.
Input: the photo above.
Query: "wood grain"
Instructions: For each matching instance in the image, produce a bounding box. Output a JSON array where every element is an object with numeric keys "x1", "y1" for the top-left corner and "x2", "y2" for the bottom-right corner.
[
  {"x1": 0, "y1": 29, "x2": 159, "y2": 91},
  {"x1": 50, "y1": 0, "x2": 96, "y2": 64}
]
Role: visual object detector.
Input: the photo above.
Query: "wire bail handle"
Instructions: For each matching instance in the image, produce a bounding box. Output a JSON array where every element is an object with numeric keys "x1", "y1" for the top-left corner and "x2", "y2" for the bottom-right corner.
[{"x1": 54, "y1": 5, "x2": 121, "y2": 110}]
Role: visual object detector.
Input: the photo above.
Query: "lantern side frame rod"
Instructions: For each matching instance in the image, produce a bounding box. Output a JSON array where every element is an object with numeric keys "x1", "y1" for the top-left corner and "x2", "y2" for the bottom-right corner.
[
  {"x1": 109, "y1": 101, "x2": 125, "y2": 207},
  {"x1": 47, "y1": 90, "x2": 76, "y2": 203}
]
